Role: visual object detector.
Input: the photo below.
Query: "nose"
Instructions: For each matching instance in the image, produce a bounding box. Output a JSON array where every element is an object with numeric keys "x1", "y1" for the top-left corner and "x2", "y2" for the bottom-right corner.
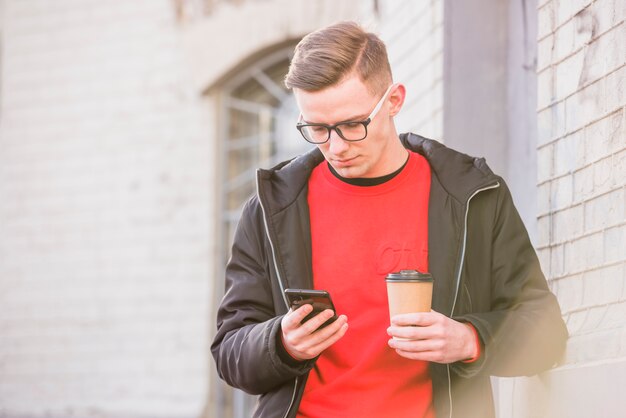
[{"x1": 327, "y1": 129, "x2": 349, "y2": 155}]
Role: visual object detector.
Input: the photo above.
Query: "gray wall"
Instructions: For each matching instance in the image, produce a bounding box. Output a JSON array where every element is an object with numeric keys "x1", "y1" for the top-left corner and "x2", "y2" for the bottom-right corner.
[{"x1": 443, "y1": 0, "x2": 538, "y2": 241}]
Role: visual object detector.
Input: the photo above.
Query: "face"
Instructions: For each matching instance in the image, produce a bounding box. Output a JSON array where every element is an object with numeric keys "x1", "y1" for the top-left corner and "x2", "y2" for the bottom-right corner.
[{"x1": 293, "y1": 75, "x2": 405, "y2": 178}]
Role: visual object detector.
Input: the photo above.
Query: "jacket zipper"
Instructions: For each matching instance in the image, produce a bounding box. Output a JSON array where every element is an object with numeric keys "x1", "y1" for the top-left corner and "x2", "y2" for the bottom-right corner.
[
  {"x1": 446, "y1": 181, "x2": 500, "y2": 418},
  {"x1": 258, "y1": 171, "x2": 500, "y2": 418},
  {"x1": 256, "y1": 172, "x2": 300, "y2": 418}
]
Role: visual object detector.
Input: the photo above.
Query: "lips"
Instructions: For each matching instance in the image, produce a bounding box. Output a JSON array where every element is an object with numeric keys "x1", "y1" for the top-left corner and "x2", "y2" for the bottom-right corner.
[{"x1": 333, "y1": 156, "x2": 358, "y2": 167}]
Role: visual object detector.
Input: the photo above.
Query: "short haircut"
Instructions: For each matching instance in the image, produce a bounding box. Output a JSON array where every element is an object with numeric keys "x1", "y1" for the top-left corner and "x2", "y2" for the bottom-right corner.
[{"x1": 284, "y1": 21, "x2": 393, "y2": 95}]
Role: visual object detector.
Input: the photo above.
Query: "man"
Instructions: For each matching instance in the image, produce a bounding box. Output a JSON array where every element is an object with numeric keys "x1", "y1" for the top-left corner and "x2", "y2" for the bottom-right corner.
[{"x1": 212, "y1": 21, "x2": 567, "y2": 418}]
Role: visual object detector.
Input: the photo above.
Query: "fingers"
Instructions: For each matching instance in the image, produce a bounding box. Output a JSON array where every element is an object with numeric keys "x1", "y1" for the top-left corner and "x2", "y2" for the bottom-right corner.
[
  {"x1": 300, "y1": 309, "x2": 337, "y2": 334},
  {"x1": 388, "y1": 336, "x2": 443, "y2": 353},
  {"x1": 300, "y1": 316, "x2": 349, "y2": 357},
  {"x1": 387, "y1": 314, "x2": 478, "y2": 364},
  {"x1": 387, "y1": 335, "x2": 447, "y2": 363},
  {"x1": 282, "y1": 304, "x2": 314, "y2": 332},
  {"x1": 387, "y1": 323, "x2": 439, "y2": 340},
  {"x1": 393, "y1": 349, "x2": 446, "y2": 363},
  {"x1": 390, "y1": 311, "x2": 439, "y2": 327},
  {"x1": 281, "y1": 305, "x2": 349, "y2": 360},
  {"x1": 283, "y1": 314, "x2": 348, "y2": 360}
]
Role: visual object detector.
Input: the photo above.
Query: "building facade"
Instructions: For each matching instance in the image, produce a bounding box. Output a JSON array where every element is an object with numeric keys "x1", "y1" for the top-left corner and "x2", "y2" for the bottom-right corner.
[{"x1": 0, "y1": 0, "x2": 623, "y2": 417}]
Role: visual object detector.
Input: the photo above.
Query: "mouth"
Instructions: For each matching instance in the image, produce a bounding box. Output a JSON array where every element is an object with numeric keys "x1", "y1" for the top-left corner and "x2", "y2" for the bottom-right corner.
[{"x1": 332, "y1": 156, "x2": 358, "y2": 167}]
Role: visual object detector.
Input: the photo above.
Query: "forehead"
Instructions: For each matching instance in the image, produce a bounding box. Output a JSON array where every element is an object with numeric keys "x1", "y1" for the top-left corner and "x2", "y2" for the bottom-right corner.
[{"x1": 293, "y1": 75, "x2": 378, "y2": 124}]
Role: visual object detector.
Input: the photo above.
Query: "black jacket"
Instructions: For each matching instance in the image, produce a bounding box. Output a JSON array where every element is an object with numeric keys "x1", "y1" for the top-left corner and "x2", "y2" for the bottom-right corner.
[{"x1": 212, "y1": 134, "x2": 568, "y2": 418}]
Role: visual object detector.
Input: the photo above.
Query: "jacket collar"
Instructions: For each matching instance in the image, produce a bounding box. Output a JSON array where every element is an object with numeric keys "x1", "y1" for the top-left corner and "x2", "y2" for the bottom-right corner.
[
  {"x1": 257, "y1": 133, "x2": 499, "y2": 215},
  {"x1": 399, "y1": 133, "x2": 499, "y2": 204}
]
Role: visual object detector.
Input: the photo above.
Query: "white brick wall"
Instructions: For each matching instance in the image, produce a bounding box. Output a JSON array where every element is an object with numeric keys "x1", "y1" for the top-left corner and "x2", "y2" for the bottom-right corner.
[
  {"x1": 0, "y1": 1, "x2": 213, "y2": 416},
  {"x1": 536, "y1": 0, "x2": 625, "y2": 374},
  {"x1": 377, "y1": 0, "x2": 444, "y2": 139}
]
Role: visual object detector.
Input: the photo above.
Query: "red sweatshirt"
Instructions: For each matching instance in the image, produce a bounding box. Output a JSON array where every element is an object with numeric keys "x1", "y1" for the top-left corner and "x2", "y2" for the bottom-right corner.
[{"x1": 298, "y1": 151, "x2": 434, "y2": 418}]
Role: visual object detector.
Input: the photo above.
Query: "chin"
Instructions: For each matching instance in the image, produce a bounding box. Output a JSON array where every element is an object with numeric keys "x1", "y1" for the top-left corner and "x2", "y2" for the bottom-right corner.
[{"x1": 335, "y1": 166, "x2": 363, "y2": 178}]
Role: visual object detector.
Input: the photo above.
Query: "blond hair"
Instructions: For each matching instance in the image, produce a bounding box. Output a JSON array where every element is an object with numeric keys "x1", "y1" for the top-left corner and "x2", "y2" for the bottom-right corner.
[{"x1": 284, "y1": 21, "x2": 393, "y2": 95}]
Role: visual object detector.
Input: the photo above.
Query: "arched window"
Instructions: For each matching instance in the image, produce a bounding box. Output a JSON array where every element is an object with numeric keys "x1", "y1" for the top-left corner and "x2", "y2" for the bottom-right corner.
[
  {"x1": 219, "y1": 46, "x2": 310, "y2": 253},
  {"x1": 211, "y1": 45, "x2": 311, "y2": 418}
]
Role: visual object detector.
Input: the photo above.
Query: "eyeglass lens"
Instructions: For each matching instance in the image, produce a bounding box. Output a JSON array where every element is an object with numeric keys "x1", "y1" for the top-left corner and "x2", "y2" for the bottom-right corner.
[{"x1": 300, "y1": 122, "x2": 367, "y2": 144}]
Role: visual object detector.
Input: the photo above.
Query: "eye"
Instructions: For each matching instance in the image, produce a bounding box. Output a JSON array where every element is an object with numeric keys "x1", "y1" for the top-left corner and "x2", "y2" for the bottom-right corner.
[{"x1": 309, "y1": 125, "x2": 327, "y2": 133}]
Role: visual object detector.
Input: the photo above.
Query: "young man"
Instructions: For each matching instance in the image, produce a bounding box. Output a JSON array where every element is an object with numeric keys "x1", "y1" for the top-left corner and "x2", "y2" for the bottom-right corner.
[{"x1": 212, "y1": 22, "x2": 567, "y2": 418}]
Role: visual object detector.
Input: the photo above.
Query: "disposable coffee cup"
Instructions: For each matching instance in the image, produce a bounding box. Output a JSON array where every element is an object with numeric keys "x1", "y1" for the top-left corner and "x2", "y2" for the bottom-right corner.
[{"x1": 386, "y1": 270, "x2": 434, "y2": 319}]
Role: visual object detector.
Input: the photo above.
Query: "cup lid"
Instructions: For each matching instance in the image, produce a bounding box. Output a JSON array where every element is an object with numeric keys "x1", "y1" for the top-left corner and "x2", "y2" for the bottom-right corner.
[{"x1": 385, "y1": 269, "x2": 433, "y2": 282}]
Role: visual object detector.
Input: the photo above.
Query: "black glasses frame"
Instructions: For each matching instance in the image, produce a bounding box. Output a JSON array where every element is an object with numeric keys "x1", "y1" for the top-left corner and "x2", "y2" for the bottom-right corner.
[{"x1": 296, "y1": 120, "x2": 372, "y2": 144}]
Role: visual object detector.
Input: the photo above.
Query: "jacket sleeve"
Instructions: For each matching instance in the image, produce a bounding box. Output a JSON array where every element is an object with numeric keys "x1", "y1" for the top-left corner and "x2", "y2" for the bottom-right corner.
[
  {"x1": 210, "y1": 197, "x2": 316, "y2": 395},
  {"x1": 452, "y1": 181, "x2": 568, "y2": 378}
]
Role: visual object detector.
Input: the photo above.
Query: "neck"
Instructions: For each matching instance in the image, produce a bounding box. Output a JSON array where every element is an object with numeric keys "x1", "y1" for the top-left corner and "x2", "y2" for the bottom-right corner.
[{"x1": 377, "y1": 133, "x2": 409, "y2": 176}]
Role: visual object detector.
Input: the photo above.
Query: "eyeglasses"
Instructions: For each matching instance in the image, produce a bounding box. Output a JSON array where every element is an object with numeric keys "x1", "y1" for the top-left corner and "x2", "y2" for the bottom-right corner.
[{"x1": 296, "y1": 84, "x2": 395, "y2": 144}]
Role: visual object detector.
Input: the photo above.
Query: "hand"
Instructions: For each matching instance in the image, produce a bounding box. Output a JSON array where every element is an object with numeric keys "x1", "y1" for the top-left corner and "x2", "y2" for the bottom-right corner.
[
  {"x1": 281, "y1": 304, "x2": 348, "y2": 361},
  {"x1": 387, "y1": 311, "x2": 478, "y2": 364}
]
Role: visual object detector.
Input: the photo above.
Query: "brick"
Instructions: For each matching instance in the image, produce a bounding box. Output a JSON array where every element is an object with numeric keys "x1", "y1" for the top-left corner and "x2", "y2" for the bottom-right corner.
[
  {"x1": 572, "y1": 7, "x2": 597, "y2": 50},
  {"x1": 552, "y1": 174, "x2": 574, "y2": 210},
  {"x1": 580, "y1": 305, "x2": 611, "y2": 333},
  {"x1": 565, "y1": 79, "x2": 604, "y2": 133},
  {"x1": 554, "y1": 275, "x2": 584, "y2": 313},
  {"x1": 537, "y1": 67, "x2": 555, "y2": 109},
  {"x1": 537, "y1": 107, "x2": 552, "y2": 145},
  {"x1": 615, "y1": 150, "x2": 626, "y2": 189},
  {"x1": 537, "y1": 34, "x2": 555, "y2": 72},
  {"x1": 565, "y1": 327, "x2": 620, "y2": 362},
  {"x1": 538, "y1": 0, "x2": 553, "y2": 9},
  {"x1": 538, "y1": 2, "x2": 555, "y2": 40},
  {"x1": 584, "y1": 188, "x2": 625, "y2": 232},
  {"x1": 537, "y1": 182, "x2": 552, "y2": 215},
  {"x1": 554, "y1": 131, "x2": 583, "y2": 176},
  {"x1": 604, "y1": 224, "x2": 626, "y2": 264},
  {"x1": 581, "y1": 264, "x2": 624, "y2": 307},
  {"x1": 591, "y1": 0, "x2": 626, "y2": 36},
  {"x1": 553, "y1": 204, "x2": 584, "y2": 241},
  {"x1": 573, "y1": 0, "x2": 594, "y2": 13},
  {"x1": 573, "y1": 164, "x2": 595, "y2": 203},
  {"x1": 621, "y1": 264, "x2": 626, "y2": 300},
  {"x1": 604, "y1": 296, "x2": 626, "y2": 328},
  {"x1": 537, "y1": 101, "x2": 566, "y2": 145},
  {"x1": 564, "y1": 232, "x2": 604, "y2": 273},
  {"x1": 537, "y1": 144, "x2": 554, "y2": 184},
  {"x1": 537, "y1": 215, "x2": 552, "y2": 247},
  {"x1": 555, "y1": 0, "x2": 578, "y2": 27},
  {"x1": 379, "y1": 0, "x2": 413, "y2": 24},
  {"x1": 554, "y1": 49, "x2": 584, "y2": 101},
  {"x1": 593, "y1": 155, "x2": 617, "y2": 195},
  {"x1": 571, "y1": 31, "x2": 624, "y2": 105},
  {"x1": 604, "y1": 64, "x2": 625, "y2": 113},
  {"x1": 565, "y1": 310, "x2": 587, "y2": 336},
  {"x1": 551, "y1": 243, "x2": 566, "y2": 277},
  {"x1": 554, "y1": 18, "x2": 576, "y2": 61},
  {"x1": 583, "y1": 109, "x2": 624, "y2": 165}
]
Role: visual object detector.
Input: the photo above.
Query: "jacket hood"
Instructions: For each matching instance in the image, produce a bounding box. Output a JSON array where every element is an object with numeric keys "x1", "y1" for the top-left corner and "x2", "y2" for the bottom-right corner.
[
  {"x1": 257, "y1": 133, "x2": 499, "y2": 215},
  {"x1": 399, "y1": 133, "x2": 499, "y2": 204}
]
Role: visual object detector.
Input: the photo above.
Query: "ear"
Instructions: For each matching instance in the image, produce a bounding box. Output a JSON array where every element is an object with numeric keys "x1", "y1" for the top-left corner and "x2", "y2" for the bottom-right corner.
[{"x1": 387, "y1": 84, "x2": 406, "y2": 117}]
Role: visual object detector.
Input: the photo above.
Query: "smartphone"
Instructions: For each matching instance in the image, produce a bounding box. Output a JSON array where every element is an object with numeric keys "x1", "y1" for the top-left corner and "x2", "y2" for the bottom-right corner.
[{"x1": 284, "y1": 288, "x2": 337, "y2": 329}]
